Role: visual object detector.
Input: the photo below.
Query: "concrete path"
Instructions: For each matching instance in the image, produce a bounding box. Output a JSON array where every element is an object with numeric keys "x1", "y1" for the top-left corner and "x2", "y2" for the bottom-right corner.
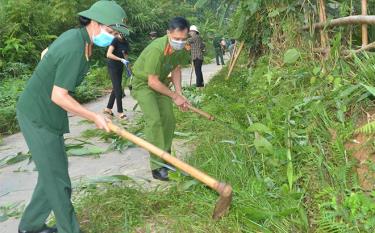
[{"x1": 0, "y1": 61, "x2": 225, "y2": 232}]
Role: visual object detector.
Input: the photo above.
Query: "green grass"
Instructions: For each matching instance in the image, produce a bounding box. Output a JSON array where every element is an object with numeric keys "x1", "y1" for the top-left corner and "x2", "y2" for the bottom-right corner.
[{"x1": 74, "y1": 51, "x2": 375, "y2": 232}]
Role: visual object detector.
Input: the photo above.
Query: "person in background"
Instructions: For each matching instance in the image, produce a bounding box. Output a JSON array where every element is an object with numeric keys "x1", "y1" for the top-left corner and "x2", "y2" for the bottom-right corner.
[
  {"x1": 104, "y1": 32, "x2": 130, "y2": 120},
  {"x1": 213, "y1": 35, "x2": 224, "y2": 65},
  {"x1": 188, "y1": 25, "x2": 205, "y2": 89},
  {"x1": 220, "y1": 38, "x2": 227, "y2": 55},
  {"x1": 15, "y1": 1, "x2": 128, "y2": 233},
  {"x1": 149, "y1": 31, "x2": 158, "y2": 41},
  {"x1": 131, "y1": 17, "x2": 191, "y2": 181}
]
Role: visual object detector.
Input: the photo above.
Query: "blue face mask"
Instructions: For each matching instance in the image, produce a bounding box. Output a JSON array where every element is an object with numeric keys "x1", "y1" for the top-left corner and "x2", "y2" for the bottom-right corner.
[
  {"x1": 170, "y1": 39, "x2": 186, "y2": 50},
  {"x1": 93, "y1": 27, "x2": 114, "y2": 47}
]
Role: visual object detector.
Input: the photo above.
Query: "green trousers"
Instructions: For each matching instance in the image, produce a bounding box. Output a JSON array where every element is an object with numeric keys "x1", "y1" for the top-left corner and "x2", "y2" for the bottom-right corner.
[
  {"x1": 17, "y1": 111, "x2": 80, "y2": 233},
  {"x1": 215, "y1": 47, "x2": 225, "y2": 65},
  {"x1": 132, "y1": 87, "x2": 175, "y2": 170}
]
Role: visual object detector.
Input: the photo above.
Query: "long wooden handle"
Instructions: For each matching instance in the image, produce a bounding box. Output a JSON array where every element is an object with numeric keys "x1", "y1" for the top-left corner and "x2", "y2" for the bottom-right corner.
[
  {"x1": 188, "y1": 106, "x2": 215, "y2": 121},
  {"x1": 108, "y1": 122, "x2": 222, "y2": 192},
  {"x1": 226, "y1": 41, "x2": 244, "y2": 80}
]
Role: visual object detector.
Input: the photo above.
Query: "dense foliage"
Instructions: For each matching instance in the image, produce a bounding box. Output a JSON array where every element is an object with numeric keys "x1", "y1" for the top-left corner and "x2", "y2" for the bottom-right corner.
[
  {"x1": 1, "y1": 0, "x2": 375, "y2": 232},
  {"x1": 0, "y1": 0, "x2": 217, "y2": 135},
  {"x1": 76, "y1": 0, "x2": 375, "y2": 232}
]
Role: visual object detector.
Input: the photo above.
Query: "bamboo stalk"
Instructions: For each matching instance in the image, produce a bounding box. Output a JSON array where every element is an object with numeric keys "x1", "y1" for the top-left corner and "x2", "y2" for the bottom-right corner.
[
  {"x1": 318, "y1": 0, "x2": 328, "y2": 48},
  {"x1": 226, "y1": 41, "x2": 244, "y2": 80},
  {"x1": 343, "y1": 41, "x2": 375, "y2": 57},
  {"x1": 229, "y1": 41, "x2": 238, "y2": 68},
  {"x1": 313, "y1": 41, "x2": 375, "y2": 57},
  {"x1": 302, "y1": 15, "x2": 375, "y2": 30},
  {"x1": 362, "y1": 0, "x2": 368, "y2": 47}
]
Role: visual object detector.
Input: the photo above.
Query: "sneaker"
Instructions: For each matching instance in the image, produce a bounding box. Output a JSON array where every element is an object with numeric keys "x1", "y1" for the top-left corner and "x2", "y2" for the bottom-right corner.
[{"x1": 152, "y1": 167, "x2": 169, "y2": 181}]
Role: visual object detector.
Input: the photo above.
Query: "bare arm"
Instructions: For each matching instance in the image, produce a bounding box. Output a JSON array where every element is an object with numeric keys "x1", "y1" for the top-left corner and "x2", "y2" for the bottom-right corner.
[
  {"x1": 106, "y1": 45, "x2": 123, "y2": 61},
  {"x1": 171, "y1": 66, "x2": 182, "y2": 95},
  {"x1": 51, "y1": 85, "x2": 109, "y2": 131},
  {"x1": 148, "y1": 74, "x2": 189, "y2": 110},
  {"x1": 148, "y1": 75, "x2": 176, "y2": 98}
]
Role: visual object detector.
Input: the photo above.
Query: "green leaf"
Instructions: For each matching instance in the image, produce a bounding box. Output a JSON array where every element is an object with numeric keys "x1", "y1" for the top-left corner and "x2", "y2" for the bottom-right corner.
[
  {"x1": 235, "y1": 12, "x2": 246, "y2": 39},
  {"x1": 66, "y1": 146, "x2": 105, "y2": 157},
  {"x1": 268, "y1": 9, "x2": 279, "y2": 18},
  {"x1": 0, "y1": 152, "x2": 31, "y2": 168},
  {"x1": 194, "y1": 0, "x2": 209, "y2": 9},
  {"x1": 243, "y1": 206, "x2": 274, "y2": 221},
  {"x1": 264, "y1": 71, "x2": 273, "y2": 85},
  {"x1": 180, "y1": 179, "x2": 199, "y2": 191},
  {"x1": 361, "y1": 83, "x2": 375, "y2": 96},
  {"x1": 86, "y1": 175, "x2": 132, "y2": 185},
  {"x1": 254, "y1": 136, "x2": 274, "y2": 155},
  {"x1": 283, "y1": 49, "x2": 300, "y2": 64},
  {"x1": 174, "y1": 131, "x2": 192, "y2": 137},
  {"x1": 248, "y1": 123, "x2": 272, "y2": 135},
  {"x1": 287, "y1": 162, "x2": 294, "y2": 191},
  {"x1": 312, "y1": 66, "x2": 321, "y2": 75},
  {"x1": 246, "y1": 1, "x2": 260, "y2": 14}
]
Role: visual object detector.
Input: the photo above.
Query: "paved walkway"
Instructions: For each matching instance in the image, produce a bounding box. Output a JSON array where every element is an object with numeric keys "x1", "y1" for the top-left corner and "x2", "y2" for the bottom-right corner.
[{"x1": 0, "y1": 61, "x2": 225, "y2": 232}]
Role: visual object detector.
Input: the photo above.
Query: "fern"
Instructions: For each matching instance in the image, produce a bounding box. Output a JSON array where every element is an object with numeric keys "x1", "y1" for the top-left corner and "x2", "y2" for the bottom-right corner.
[
  {"x1": 316, "y1": 216, "x2": 353, "y2": 233},
  {"x1": 356, "y1": 120, "x2": 375, "y2": 135}
]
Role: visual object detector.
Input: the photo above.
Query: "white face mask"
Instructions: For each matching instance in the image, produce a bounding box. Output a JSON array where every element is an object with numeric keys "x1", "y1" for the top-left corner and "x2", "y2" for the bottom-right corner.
[{"x1": 169, "y1": 38, "x2": 186, "y2": 50}]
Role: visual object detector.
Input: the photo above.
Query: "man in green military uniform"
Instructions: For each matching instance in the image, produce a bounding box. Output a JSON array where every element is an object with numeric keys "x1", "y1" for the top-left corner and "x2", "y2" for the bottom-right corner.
[
  {"x1": 16, "y1": 1, "x2": 128, "y2": 233},
  {"x1": 213, "y1": 35, "x2": 225, "y2": 65},
  {"x1": 132, "y1": 17, "x2": 191, "y2": 181}
]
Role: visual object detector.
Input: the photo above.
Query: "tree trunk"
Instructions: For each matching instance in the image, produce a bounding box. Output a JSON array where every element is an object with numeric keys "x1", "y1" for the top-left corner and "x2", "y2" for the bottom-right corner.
[
  {"x1": 318, "y1": 0, "x2": 328, "y2": 48},
  {"x1": 302, "y1": 15, "x2": 375, "y2": 30}
]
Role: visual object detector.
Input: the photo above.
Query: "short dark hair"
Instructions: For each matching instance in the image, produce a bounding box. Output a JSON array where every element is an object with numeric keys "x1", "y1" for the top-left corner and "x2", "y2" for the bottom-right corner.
[
  {"x1": 79, "y1": 16, "x2": 91, "y2": 26},
  {"x1": 168, "y1": 17, "x2": 190, "y2": 32}
]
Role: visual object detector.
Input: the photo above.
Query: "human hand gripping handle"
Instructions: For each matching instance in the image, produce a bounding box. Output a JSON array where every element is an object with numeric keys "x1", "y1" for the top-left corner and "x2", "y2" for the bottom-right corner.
[
  {"x1": 120, "y1": 58, "x2": 129, "y2": 65},
  {"x1": 93, "y1": 113, "x2": 110, "y2": 132},
  {"x1": 172, "y1": 93, "x2": 190, "y2": 112},
  {"x1": 188, "y1": 106, "x2": 215, "y2": 121}
]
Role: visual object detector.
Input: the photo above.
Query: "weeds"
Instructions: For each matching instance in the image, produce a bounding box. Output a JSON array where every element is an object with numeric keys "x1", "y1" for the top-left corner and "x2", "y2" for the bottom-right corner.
[{"x1": 75, "y1": 48, "x2": 375, "y2": 232}]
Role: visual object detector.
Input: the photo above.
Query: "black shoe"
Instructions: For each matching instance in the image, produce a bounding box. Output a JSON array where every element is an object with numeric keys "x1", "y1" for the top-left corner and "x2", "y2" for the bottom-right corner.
[
  {"x1": 19, "y1": 225, "x2": 57, "y2": 233},
  {"x1": 152, "y1": 167, "x2": 169, "y2": 181}
]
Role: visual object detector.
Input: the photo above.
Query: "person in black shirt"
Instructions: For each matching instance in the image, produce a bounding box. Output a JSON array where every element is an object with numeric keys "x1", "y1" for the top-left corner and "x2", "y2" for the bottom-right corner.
[{"x1": 104, "y1": 33, "x2": 130, "y2": 119}]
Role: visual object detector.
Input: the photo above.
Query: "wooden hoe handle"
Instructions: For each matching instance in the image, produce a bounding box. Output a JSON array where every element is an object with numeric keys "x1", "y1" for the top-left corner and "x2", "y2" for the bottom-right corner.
[
  {"x1": 188, "y1": 105, "x2": 215, "y2": 121},
  {"x1": 107, "y1": 122, "x2": 224, "y2": 193}
]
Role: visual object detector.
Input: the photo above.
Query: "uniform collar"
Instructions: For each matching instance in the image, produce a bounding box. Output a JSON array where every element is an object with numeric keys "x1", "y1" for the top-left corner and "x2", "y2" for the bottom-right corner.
[{"x1": 163, "y1": 35, "x2": 174, "y2": 56}]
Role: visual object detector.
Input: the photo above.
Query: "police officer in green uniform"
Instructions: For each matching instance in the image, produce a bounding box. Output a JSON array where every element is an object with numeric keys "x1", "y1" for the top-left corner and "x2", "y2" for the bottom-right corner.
[
  {"x1": 16, "y1": 1, "x2": 128, "y2": 233},
  {"x1": 132, "y1": 17, "x2": 191, "y2": 181},
  {"x1": 213, "y1": 35, "x2": 225, "y2": 65}
]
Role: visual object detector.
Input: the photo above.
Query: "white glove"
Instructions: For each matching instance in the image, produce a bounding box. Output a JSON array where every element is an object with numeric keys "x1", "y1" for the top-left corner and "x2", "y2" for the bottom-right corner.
[{"x1": 120, "y1": 59, "x2": 129, "y2": 65}]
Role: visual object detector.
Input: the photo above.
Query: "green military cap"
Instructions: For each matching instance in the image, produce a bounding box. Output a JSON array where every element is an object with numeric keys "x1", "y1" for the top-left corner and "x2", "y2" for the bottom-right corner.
[{"x1": 79, "y1": 0, "x2": 129, "y2": 36}]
